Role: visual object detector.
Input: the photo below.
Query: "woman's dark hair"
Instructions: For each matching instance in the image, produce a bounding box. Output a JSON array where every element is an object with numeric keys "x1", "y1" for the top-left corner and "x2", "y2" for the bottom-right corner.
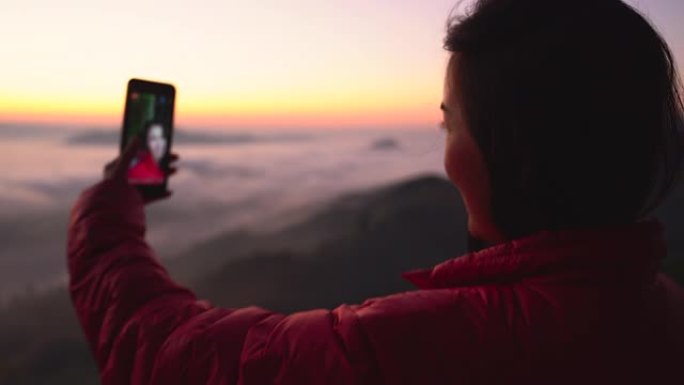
[{"x1": 445, "y1": 0, "x2": 684, "y2": 239}]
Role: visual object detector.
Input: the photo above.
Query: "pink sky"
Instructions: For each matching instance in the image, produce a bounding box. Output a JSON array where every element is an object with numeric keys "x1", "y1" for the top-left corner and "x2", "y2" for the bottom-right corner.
[{"x1": 0, "y1": 0, "x2": 681, "y2": 130}]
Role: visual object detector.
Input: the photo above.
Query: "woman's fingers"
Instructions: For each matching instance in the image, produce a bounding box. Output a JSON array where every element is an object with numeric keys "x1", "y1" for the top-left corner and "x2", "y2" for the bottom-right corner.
[
  {"x1": 143, "y1": 190, "x2": 173, "y2": 204},
  {"x1": 167, "y1": 153, "x2": 180, "y2": 177},
  {"x1": 167, "y1": 151, "x2": 180, "y2": 177}
]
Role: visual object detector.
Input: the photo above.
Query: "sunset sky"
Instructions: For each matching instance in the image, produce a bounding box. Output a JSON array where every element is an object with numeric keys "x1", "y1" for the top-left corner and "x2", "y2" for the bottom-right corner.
[{"x1": 1, "y1": 0, "x2": 682, "y2": 130}]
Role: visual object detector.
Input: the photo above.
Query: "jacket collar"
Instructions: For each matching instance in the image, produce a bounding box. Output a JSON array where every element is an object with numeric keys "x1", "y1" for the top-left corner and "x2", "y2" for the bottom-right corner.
[{"x1": 402, "y1": 218, "x2": 666, "y2": 289}]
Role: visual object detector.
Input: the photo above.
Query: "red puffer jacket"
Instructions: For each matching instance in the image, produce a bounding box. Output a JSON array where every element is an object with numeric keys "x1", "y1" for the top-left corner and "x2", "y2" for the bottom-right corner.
[{"x1": 67, "y1": 180, "x2": 684, "y2": 385}]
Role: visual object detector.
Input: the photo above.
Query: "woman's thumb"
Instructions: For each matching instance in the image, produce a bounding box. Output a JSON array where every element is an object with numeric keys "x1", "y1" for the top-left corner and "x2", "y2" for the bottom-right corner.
[
  {"x1": 115, "y1": 136, "x2": 142, "y2": 177},
  {"x1": 123, "y1": 136, "x2": 142, "y2": 160}
]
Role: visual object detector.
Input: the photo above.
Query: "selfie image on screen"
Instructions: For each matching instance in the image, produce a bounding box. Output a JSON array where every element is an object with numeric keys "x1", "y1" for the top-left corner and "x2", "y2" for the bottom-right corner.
[{"x1": 124, "y1": 92, "x2": 172, "y2": 185}]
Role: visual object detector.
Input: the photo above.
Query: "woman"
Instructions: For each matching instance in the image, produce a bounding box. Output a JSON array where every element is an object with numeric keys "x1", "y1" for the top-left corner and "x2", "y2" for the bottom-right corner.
[
  {"x1": 68, "y1": 1, "x2": 684, "y2": 384},
  {"x1": 127, "y1": 121, "x2": 167, "y2": 184}
]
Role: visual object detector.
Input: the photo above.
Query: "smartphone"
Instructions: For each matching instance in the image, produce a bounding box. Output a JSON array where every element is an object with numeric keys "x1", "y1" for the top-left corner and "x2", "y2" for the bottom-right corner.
[{"x1": 120, "y1": 78, "x2": 175, "y2": 200}]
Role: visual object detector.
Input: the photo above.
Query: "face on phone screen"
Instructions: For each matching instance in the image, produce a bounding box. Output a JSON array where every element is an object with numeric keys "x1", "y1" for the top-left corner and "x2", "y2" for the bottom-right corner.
[{"x1": 123, "y1": 91, "x2": 173, "y2": 185}]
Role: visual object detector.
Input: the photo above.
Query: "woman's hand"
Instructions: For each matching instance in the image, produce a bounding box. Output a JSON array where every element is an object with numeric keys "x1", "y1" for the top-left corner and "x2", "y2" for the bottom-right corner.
[{"x1": 103, "y1": 137, "x2": 179, "y2": 205}]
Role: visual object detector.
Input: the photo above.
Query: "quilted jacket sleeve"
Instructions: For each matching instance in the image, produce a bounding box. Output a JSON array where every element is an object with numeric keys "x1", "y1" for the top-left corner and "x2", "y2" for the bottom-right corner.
[{"x1": 67, "y1": 180, "x2": 379, "y2": 385}]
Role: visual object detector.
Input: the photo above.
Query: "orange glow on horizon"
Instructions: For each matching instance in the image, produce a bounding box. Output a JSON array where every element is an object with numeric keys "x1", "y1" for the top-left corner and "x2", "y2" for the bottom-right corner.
[{"x1": 0, "y1": 89, "x2": 440, "y2": 129}]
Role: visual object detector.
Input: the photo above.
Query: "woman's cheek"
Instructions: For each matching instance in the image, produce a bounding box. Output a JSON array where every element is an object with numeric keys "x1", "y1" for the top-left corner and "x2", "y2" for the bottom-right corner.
[
  {"x1": 444, "y1": 133, "x2": 466, "y2": 187},
  {"x1": 445, "y1": 131, "x2": 488, "y2": 197}
]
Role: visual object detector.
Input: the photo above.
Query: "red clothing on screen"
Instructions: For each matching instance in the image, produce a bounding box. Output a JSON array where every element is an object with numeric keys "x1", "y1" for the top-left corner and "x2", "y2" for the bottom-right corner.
[
  {"x1": 128, "y1": 151, "x2": 164, "y2": 184},
  {"x1": 67, "y1": 180, "x2": 684, "y2": 385}
]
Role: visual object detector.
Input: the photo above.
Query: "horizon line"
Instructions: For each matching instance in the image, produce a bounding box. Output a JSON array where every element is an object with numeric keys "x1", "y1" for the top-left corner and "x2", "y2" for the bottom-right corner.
[{"x1": 0, "y1": 118, "x2": 438, "y2": 132}]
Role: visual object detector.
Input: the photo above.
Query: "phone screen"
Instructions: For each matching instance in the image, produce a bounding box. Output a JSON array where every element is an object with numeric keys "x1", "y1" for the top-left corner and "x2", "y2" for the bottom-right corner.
[{"x1": 121, "y1": 79, "x2": 175, "y2": 191}]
